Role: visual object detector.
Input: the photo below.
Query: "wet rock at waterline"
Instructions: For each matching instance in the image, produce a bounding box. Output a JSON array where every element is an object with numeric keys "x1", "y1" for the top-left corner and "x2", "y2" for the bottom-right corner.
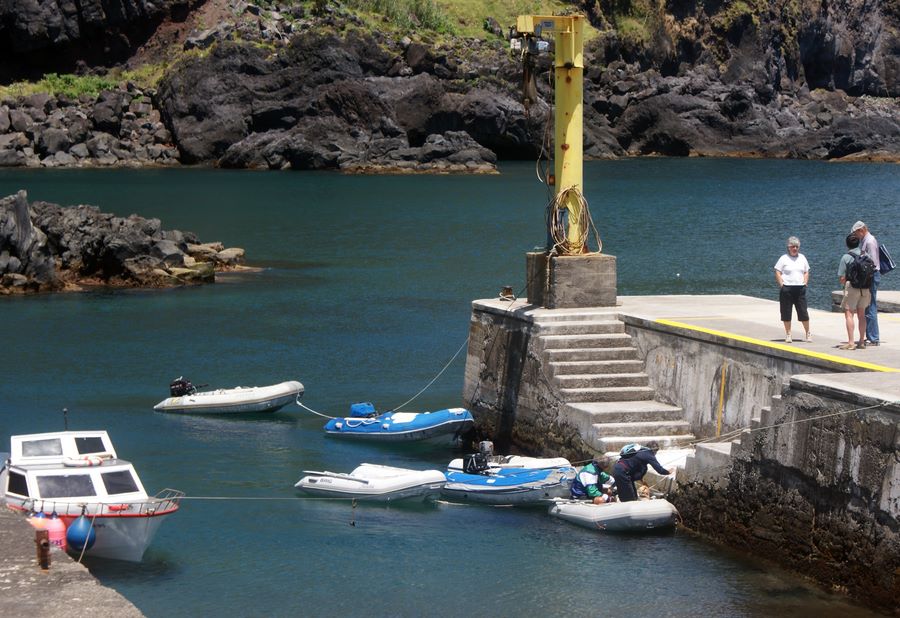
[{"x1": 0, "y1": 190, "x2": 245, "y2": 294}]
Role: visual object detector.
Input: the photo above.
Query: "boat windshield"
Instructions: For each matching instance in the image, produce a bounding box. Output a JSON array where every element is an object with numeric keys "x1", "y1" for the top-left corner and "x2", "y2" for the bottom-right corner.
[
  {"x1": 22, "y1": 438, "x2": 63, "y2": 457},
  {"x1": 75, "y1": 436, "x2": 106, "y2": 455},
  {"x1": 36, "y1": 474, "x2": 97, "y2": 498},
  {"x1": 101, "y1": 470, "x2": 140, "y2": 495}
]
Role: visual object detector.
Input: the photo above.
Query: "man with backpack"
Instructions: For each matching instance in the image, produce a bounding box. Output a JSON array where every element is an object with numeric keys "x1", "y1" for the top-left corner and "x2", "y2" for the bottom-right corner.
[
  {"x1": 612, "y1": 441, "x2": 672, "y2": 502},
  {"x1": 837, "y1": 233, "x2": 872, "y2": 350},
  {"x1": 852, "y1": 221, "x2": 881, "y2": 346}
]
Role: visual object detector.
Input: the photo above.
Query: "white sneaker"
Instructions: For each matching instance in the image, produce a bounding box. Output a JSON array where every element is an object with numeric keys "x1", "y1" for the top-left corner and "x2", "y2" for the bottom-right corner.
[
  {"x1": 785, "y1": 335, "x2": 792, "y2": 343},
  {"x1": 805, "y1": 333, "x2": 813, "y2": 342}
]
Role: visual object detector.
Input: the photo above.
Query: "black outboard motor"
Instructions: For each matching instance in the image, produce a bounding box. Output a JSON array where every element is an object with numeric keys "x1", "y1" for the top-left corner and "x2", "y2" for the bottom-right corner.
[
  {"x1": 169, "y1": 376, "x2": 196, "y2": 397},
  {"x1": 462, "y1": 441, "x2": 495, "y2": 474}
]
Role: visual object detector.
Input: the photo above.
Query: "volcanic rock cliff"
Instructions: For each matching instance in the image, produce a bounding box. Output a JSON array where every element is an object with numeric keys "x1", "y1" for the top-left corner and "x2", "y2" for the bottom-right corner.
[{"x1": 0, "y1": 0, "x2": 898, "y2": 169}]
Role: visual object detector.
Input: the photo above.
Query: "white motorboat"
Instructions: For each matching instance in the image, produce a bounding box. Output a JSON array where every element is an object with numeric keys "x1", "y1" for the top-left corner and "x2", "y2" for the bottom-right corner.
[
  {"x1": 0, "y1": 430, "x2": 183, "y2": 562},
  {"x1": 153, "y1": 378, "x2": 303, "y2": 414},
  {"x1": 295, "y1": 463, "x2": 446, "y2": 502},
  {"x1": 549, "y1": 498, "x2": 679, "y2": 532}
]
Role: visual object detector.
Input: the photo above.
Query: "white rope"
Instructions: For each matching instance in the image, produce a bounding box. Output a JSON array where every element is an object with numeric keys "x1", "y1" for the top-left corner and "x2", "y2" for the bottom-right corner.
[
  {"x1": 689, "y1": 400, "x2": 896, "y2": 447},
  {"x1": 391, "y1": 335, "x2": 469, "y2": 411},
  {"x1": 294, "y1": 397, "x2": 338, "y2": 420},
  {"x1": 295, "y1": 336, "x2": 469, "y2": 419},
  {"x1": 546, "y1": 185, "x2": 602, "y2": 255}
]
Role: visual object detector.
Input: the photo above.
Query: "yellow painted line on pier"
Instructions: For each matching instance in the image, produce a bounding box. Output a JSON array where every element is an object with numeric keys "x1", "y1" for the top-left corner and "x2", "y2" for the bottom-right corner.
[{"x1": 655, "y1": 319, "x2": 900, "y2": 373}]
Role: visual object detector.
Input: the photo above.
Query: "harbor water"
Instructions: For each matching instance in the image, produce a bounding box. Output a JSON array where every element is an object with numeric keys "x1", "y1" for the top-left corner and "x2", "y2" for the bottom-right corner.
[{"x1": 0, "y1": 160, "x2": 896, "y2": 617}]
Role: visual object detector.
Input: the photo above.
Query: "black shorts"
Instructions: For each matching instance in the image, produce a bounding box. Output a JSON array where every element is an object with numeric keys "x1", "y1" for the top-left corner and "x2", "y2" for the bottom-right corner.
[{"x1": 779, "y1": 285, "x2": 809, "y2": 322}]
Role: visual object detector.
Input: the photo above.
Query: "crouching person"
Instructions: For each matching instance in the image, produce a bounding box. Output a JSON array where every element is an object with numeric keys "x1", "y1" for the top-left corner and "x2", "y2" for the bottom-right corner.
[
  {"x1": 612, "y1": 441, "x2": 671, "y2": 502},
  {"x1": 571, "y1": 456, "x2": 615, "y2": 504}
]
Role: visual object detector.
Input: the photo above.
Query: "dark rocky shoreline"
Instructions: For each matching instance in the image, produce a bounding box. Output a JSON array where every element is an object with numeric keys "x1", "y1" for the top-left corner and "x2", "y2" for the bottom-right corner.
[
  {"x1": 0, "y1": 87, "x2": 179, "y2": 168},
  {"x1": 1, "y1": 2, "x2": 898, "y2": 171},
  {"x1": 0, "y1": 190, "x2": 245, "y2": 294}
]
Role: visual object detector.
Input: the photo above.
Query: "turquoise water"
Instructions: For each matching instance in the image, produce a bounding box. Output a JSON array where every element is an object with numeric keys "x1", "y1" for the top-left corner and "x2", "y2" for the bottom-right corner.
[{"x1": 0, "y1": 161, "x2": 894, "y2": 617}]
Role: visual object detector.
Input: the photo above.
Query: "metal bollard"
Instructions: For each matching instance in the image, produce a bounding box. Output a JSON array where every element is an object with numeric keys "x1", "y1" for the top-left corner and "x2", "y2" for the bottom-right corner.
[{"x1": 35, "y1": 529, "x2": 50, "y2": 570}]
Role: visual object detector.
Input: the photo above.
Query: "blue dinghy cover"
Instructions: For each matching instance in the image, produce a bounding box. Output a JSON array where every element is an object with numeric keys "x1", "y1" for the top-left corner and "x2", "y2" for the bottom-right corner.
[
  {"x1": 323, "y1": 408, "x2": 474, "y2": 441},
  {"x1": 349, "y1": 402, "x2": 377, "y2": 417},
  {"x1": 445, "y1": 467, "x2": 561, "y2": 487}
]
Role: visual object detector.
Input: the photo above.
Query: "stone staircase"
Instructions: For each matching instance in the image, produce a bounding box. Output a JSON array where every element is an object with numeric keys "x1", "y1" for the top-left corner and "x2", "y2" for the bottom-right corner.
[{"x1": 535, "y1": 311, "x2": 696, "y2": 454}]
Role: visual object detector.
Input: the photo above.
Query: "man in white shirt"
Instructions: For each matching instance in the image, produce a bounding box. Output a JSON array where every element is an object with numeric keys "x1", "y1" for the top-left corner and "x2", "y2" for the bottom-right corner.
[{"x1": 852, "y1": 221, "x2": 880, "y2": 345}]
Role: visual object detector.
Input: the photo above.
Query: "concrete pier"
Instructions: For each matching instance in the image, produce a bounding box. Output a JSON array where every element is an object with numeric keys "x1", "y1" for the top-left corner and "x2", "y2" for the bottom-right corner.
[
  {"x1": 0, "y1": 508, "x2": 143, "y2": 616},
  {"x1": 464, "y1": 291, "x2": 899, "y2": 613}
]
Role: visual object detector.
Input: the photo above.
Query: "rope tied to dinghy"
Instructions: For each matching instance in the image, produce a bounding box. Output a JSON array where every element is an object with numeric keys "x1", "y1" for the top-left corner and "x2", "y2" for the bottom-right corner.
[{"x1": 294, "y1": 336, "x2": 469, "y2": 419}]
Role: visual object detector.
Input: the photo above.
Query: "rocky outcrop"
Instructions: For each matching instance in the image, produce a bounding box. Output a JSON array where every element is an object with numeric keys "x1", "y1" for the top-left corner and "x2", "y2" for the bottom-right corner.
[
  {"x1": 0, "y1": 86, "x2": 179, "y2": 168},
  {"x1": 1, "y1": 1, "x2": 898, "y2": 168},
  {"x1": 156, "y1": 34, "x2": 508, "y2": 172},
  {"x1": 584, "y1": 61, "x2": 900, "y2": 159},
  {"x1": 0, "y1": 0, "x2": 199, "y2": 83},
  {"x1": 0, "y1": 190, "x2": 244, "y2": 294},
  {"x1": 577, "y1": 0, "x2": 900, "y2": 158}
]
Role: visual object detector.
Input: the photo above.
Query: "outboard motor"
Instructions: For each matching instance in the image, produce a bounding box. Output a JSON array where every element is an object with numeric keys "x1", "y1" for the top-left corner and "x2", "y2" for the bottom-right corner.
[
  {"x1": 169, "y1": 377, "x2": 196, "y2": 397},
  {"x1": 478, "y1": 441, "x2": 494, "y2": 457}
]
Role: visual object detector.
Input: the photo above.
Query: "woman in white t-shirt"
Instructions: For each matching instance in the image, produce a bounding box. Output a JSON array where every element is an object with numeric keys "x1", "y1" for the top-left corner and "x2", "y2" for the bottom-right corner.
[{"x1": 773, "y1": 236, "x2": 811, "y2": 343}]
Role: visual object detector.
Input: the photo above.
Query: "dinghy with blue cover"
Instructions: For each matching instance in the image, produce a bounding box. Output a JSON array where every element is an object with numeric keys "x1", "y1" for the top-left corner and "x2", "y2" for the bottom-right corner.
[
  {"x1": 323, "y1": 402, "x2": 474, "y2": 441},
  {"x1": 549, "y1": 498, "x2": 679, "y2": 532},
  {"x1": 441, "y1": 463, "x2": 576, "y2": 506},
  {"x1": 294, "y1": 463, "x2": 445, "y2": 502}
]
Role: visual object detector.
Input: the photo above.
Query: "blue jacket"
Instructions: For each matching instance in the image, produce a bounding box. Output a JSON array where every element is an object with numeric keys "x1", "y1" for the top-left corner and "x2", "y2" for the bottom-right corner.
[{"x1": 614, "y1": 449, "x2": 670, "y2": 481}]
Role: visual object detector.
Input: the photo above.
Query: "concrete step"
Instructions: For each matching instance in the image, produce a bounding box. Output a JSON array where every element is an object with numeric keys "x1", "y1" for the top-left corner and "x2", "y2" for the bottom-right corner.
[
  {"x1": 536, "y1": 320, "x2": 624, "y2": 335},
  {"x1": 592, "y1": 420, "x2": 693, "y2": 437},
  {"x1": 565, "y1": 401, "x2": 685, "y2": 423},
  {"x1": 555, "y1": 372, "x2": 650, "y2": 389},
  {"x1": 595, "y1": 433, "x2": 696, "y2": 453},
  {"x1": 550, "y1": 359, "x2": 645, "y2": 375},
  {"x1": 679, "y1": 442, "x2": 734, "y2": 488},
  {"x1": 544, "y1": 347, "x2": 639, "y2": 362},
  {"x1": 533, "y1": 310, "x2": 619, "y2": 323},
  {"x1": 559, "y1": 386, "x2": 655, "y2": 403},
  {"x1": 540, "y1": 333, "x2": 633, "y2": 350}
]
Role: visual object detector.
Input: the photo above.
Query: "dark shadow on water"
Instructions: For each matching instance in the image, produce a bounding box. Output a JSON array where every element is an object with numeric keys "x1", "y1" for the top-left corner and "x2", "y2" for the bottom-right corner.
[
  {"x1": 154, "y1": 410, "x2": 300, "y2": 430},
  {"x1": 322, "y1": 434, "x2": 469, "y2": 458},
  {"x1": 78, "y1": 550, "x2": 182, "y2": 582}
]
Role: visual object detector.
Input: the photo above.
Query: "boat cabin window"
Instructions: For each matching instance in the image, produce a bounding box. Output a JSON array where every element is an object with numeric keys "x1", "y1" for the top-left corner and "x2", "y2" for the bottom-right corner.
[
  {"x1": 22, "y1": 438, "x2": 63, "y2": 457},
  {"x1": 101, "y1": 470, "x2": 139, "y2": 495},
  {"x1": 75, "y1": 436, "x2": 106, "y2": 455},
  {"x1": 7, "y1": 471, "x2": 29, "y2": 497},
  {"x1": 36, "y1": 474, "x2": 96, "y2": 498}
]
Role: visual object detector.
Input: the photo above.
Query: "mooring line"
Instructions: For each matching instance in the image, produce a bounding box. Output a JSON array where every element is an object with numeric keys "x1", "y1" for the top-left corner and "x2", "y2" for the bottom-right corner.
[
  {"x1": 294, "y1": 396, "x2": 338, "y2": 419},
  {"x1": 391, "y1": 336, "x2": 470, "y2": 411},
  {"x1": 689, "y1": 400, "x2": 897, "y2": 447}
]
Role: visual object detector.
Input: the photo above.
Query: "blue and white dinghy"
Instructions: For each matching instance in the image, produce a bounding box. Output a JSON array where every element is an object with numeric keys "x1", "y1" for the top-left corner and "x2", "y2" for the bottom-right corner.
[
  {"x1": 323, "y1": 403, "x2": 474, "y2": 441},
  {"x1": 549, "y1": 498, "x2": 679, "y2": 532},
  {"x1": 441, "y1": 461, "x2": 576, "y2": 506},
  {"x1": 295, "y1": 464, "x2": 445, "y2": 502}
]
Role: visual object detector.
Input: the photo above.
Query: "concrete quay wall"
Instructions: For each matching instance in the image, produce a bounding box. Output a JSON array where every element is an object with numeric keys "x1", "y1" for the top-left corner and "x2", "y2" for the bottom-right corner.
[
  {"x1": 675, "y1": 373, "x2": 900, "y2": 614},
  {"x1": 0, "y1": 508, "x2": 144, "y2": 616},
  {"x1": 623, "y1": 315, "x2": 859, "y2": 439},
  {"x1": 462, "y1": 302, "x2": 591, "y2": 460},
  {"x1": 464, "y1": 294, "x2": 900, "y2": 613}
]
